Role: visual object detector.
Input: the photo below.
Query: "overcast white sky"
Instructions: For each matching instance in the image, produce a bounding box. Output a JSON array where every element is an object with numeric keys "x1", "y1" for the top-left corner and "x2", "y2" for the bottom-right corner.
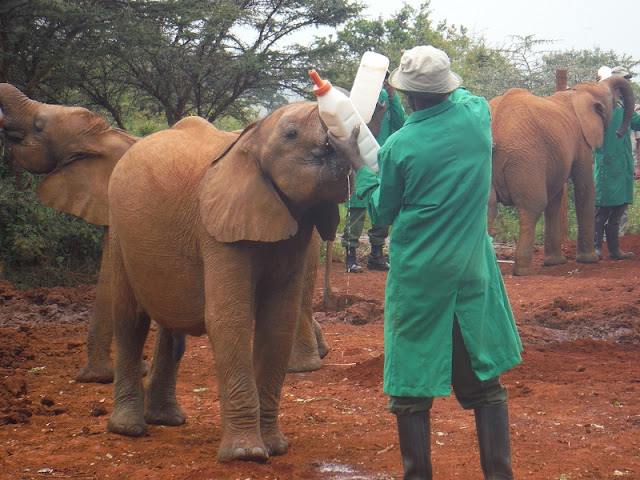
[{"x1": 362, "y1": 0, "x2": 640, "y2": 64}]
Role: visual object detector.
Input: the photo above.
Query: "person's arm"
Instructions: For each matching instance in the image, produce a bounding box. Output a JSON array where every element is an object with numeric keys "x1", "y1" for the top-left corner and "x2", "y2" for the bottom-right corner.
[
  {"x1": 385, "y1": 89, "x2": 407, "y2": 133},
  {"x1": 631, "y1": 109, "x2": 640, "y2": 131}
]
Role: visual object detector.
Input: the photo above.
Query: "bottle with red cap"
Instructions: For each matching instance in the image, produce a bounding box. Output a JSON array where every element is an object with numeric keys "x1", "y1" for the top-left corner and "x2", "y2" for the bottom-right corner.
[{"x1": 309, "y1": 69, "x2": 380, "y2": 173}]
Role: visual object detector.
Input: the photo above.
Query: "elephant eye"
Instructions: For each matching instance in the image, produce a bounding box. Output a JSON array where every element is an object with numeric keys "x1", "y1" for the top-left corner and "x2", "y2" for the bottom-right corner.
[
  {"x1": 33, "y1": 118, "x2": 45, "y2": 132},
  {"x1": 283, "y1": 127, "x2": 298, "y2": 141}
]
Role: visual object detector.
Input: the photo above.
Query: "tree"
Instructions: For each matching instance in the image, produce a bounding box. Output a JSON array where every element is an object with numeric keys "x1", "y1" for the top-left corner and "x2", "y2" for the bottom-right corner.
[
  {"x1": 89, "y1": 0, "x2": 362, "y2": 126},
  {"x1": 1, "y1": 0, "x2": 362, "y2": 127}
]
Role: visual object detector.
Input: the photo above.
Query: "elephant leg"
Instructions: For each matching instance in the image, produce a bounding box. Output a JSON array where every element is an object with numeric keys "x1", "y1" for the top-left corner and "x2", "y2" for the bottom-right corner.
[
  {"x1": 314, "y1": 317, "x2": 329, "y2": 359},
  {"x1": 487, "y1": 185, "x2": 498, "y2": 236},
  {"x1": 513, "y1": 209, "x2": 540, "y2": 276},
  {"x1": 288, "y1": 230, "x2": 327, "y2": 373},
  {"x1": 543, "y1": 189, "x2": 567, "y2": 266},
  {"x1": 76, "y1": 232, "x2": 114, "y2": 383},
  {"x1": 254, "y1": 286, "x2": 299, "y2": 458},
  {"x1": 288, "y1": 309, "x2": 322, "y2": 373},
  {"x1": 571, "y1": 157, "x2": 599, "y2": 264},
  {"x1": 76, "y1": 231, "x2": 150, "y2": 383},
  {"x1": 107, "y1": 243, "x2": 150, "y2": 437},
  {"x1": 144, "y1": 326, "x2": 187, "y2": 426},
  {"x1": 204, "y1": 265, "x2": 266, "y2": 462}
]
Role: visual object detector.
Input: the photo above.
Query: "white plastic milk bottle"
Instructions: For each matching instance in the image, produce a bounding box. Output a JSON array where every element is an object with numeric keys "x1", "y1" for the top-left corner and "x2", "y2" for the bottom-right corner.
[
  {"x1": 349, "y1": 51, "x2": 390, "y2": 123},
  {"x1": 309, "y1": 69, "x2": 380, "y2": 173}
]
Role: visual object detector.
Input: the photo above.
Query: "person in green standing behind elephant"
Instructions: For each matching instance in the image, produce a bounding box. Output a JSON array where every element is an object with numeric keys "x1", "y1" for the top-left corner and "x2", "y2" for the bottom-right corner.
[
  {"x1": 329, "y1": 45, "x2": 522, "y2": 480},
  {"x1": 593, "y1": 65, "x2": 640, "y2": 260},
  {"x1": 342, "y1": 72, "x2": 406, "y2": 273}
]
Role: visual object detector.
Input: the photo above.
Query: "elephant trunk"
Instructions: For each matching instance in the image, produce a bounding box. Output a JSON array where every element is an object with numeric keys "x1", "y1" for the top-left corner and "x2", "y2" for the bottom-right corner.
[
  {"x1": 604, "y1": 76, "x2": 635, "y2": 138},
  {"x1": 0, "y1": 83, "x2": 37, "y2": 130}
]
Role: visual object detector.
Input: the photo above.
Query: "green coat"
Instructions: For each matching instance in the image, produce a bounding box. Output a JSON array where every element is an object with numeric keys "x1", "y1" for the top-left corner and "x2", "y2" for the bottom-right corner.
[
  {"x1": 594, "y1": 104, "x2": 640, "y2": 206},
  {"x1": 346, "y1": 89, "x2": 407, "y2": 208},
  {"x1": 355, "y1": 88, "x2": 522, "y2": 397}
]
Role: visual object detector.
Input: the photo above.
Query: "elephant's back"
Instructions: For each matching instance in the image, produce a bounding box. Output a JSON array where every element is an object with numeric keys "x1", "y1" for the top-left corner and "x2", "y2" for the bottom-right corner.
[
  {"x1": 110, "y1": 119, "x2": 239, "y2": 220},
  {"x1": 491, "y1": 88, "x2": 575, "y2": 169}
]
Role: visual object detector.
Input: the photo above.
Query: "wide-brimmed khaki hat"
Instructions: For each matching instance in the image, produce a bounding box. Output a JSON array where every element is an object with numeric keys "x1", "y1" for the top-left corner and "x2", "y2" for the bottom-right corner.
[
  {"x1": 612, "y1": 66, "x2": 632, "y2": 79},
  {"x1": 388, "y1": 45, "x2": 462, "y2": 95}
]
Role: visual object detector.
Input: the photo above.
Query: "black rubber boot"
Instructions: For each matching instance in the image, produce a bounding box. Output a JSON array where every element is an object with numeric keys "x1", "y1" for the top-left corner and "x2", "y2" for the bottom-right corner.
[
  {"x1": 367, "y1": 244, "x2": 390, "y2": 271},
  {"x1": 594, "y1": 217, "x2": 605, "y2": 260},
  {"x1": 396, "y1": 411, "x2": 432, "y2": 480},
  {"x1": 605, "y1": 224, "x2": 635, "y2": 260},
  {"x1": 475, "y1": 403, "x2": 514, "y2": 480},
  {"x1": 345, "y1": 247, "x2": 363, "y2": 273}
]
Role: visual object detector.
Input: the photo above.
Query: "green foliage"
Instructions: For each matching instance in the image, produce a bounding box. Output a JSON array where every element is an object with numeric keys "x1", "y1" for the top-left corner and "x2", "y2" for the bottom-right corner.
[
  {"x1": 0, "y1": 173, "x2": 103, "y2": 289},
  {"x1": 2, "y1": 0, "x2": 363, "y2": 127}
]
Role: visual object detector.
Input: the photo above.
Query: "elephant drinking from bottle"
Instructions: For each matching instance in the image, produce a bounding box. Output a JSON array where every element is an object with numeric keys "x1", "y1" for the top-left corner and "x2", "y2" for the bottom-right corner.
[{"x1": 488, "y1": 76, "x2": 634, "y2": 276}]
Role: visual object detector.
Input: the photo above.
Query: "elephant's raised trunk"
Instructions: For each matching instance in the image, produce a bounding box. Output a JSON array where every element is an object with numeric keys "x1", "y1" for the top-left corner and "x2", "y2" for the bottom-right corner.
[
  {"x1": 604, "y1": 76, "x2": 635, "y2": 138},
  {"x1": 0, "y1": 83, "x2": 37, "y2": 131}
]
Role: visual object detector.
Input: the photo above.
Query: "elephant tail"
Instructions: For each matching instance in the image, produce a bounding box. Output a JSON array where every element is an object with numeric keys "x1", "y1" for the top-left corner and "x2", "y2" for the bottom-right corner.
[{"x1": 490, "y1": 144, "x2": 512, "y2": 206}]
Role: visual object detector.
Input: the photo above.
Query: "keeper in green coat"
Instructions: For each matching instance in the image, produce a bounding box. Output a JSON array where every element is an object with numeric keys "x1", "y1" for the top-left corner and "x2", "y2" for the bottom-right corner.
[
  {"x1": 593, "y1": 65, "x2": 640, "y2": 261},
  {"x1": 328, "y1": 45, "x2": 522, "y2": 480}
]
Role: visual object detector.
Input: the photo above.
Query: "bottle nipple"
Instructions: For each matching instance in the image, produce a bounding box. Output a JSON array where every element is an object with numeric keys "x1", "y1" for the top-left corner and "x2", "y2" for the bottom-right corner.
[{"x1": 308, "y1": 70, "x2": 332, "y2": 96}]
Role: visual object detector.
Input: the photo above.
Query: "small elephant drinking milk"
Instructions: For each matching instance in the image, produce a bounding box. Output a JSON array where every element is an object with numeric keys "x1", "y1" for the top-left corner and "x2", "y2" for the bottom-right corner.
[{"x1": 106, "y1": 105, "x2": 350, "y2": 461}]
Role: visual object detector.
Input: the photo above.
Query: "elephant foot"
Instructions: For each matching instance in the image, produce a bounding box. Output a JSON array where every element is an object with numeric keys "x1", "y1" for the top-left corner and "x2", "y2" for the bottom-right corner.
[
  {"x1": 577, "y1": 251, "x2": 600, "y2": 264},
  {"x1": 262, "y1": 429, "x2": 290, "y2": 457},
  {"x1": 314, "y1": 320, "x2": 330, "y2": 359},
  {"x1": 543, "y1": 254, "x2": 567, "y2": 266},
  {"x1": 107, "y1": 408, "x2": 146, "y2": 437},
  {"x1": 144, "y1": 402, "x2": 186, "y2": 426},
  {"x1": 75, "y1": 361, "x2": 114, "y2": 383},
  {"x1": 144, "y1": 402, "x2": 187, "y2": 427},
  {"x1": 287, "y1": 354, "x2": 322, "y2": 373},
  {"x1": 218, "y1": 432, "x2": 269, "y2": 463},
  {"x1": 512, "y1": 263, "x2": 535, "y2": 276},
  {"x1": 76, "y1": 360, "x2": 149, "y2": 384}
]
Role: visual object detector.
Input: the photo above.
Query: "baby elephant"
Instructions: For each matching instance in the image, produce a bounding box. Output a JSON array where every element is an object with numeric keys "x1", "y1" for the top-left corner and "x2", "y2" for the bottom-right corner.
[{"x1": 106, "y1": 104, "x2": 350, "y2": 462}]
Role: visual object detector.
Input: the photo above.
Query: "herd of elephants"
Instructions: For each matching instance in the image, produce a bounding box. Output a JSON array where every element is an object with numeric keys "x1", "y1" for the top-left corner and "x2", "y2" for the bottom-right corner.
[{"x1": 0, "y1": 73, "x2": 634, "y2": 462}]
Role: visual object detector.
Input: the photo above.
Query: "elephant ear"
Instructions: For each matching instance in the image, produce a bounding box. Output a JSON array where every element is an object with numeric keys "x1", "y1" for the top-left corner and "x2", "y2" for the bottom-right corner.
[
  {"x1": 571, "y1": 92, "x2": 607, "y2": 149},
  {"x1": 35, "y1": 155, "x2": 115, "y2": 226},
  {"x1": 307, "y1": 201, "x2": 341, "y2": 241},
  {"x1": 199, "y1": 126, "x2": 298, "y2": 243}
]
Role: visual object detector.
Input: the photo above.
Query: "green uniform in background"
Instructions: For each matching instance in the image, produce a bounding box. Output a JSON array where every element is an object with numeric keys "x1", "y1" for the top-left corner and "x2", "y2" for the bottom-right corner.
[
  {"x1": 594, "y1": 104, "x2": 640, "y2": 206},
  {"x1": 341, "y1": 89, "x2": 407, "y2": 253}
]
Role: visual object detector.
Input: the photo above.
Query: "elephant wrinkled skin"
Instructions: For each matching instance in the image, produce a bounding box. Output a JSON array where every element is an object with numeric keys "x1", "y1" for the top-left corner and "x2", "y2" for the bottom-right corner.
[
  {"x1": 106, "y1": 106, "x2": 350, "y2": 461},
  {"x1": 488, "y1": 76, "x2": 635, "y2": 276},
  {"x1": 0, "y1": 83, "x2": 329, "y2": 382}
]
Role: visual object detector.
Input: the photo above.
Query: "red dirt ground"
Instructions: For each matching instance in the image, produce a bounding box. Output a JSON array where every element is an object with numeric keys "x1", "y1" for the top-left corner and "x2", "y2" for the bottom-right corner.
[{"x1": 1, "y1": 235, "x2": 640, "y2": 479}]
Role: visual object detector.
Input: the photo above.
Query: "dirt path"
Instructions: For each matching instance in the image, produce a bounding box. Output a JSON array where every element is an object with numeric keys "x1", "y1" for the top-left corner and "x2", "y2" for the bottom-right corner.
[{"x1": 1, "y1": 235, "x2": 640, "y2": 479}]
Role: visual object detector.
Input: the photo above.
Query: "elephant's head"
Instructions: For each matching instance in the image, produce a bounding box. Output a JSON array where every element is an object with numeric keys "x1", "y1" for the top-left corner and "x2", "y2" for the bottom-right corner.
[
  {"x1": 0, "y1": 83, "x2": 138, "y2": 225},
  {"x1": 199, "y1": 102, "x2": 351, "y2": 243},
  {"x1": 569, "y1": 75, "x2": 635, "y2": 149}
]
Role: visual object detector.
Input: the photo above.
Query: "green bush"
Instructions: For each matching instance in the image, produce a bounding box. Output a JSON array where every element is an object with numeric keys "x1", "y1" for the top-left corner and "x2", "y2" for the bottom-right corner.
[{"x1": 0, "y1": 173, "x2": 103, "y2": 289}]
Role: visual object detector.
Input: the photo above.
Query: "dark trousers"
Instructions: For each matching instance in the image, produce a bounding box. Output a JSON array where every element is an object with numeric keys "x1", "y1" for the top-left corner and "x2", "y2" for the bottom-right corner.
[
  {"x1": 341, "y1": 207, "x2": 389, "y2": 248},
  {"x1": 595, "y1": 205, "x2": 627, "y2": 234},
  {"x1": 388, "y1": 319, "x2": 508, "y2": 414}
]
